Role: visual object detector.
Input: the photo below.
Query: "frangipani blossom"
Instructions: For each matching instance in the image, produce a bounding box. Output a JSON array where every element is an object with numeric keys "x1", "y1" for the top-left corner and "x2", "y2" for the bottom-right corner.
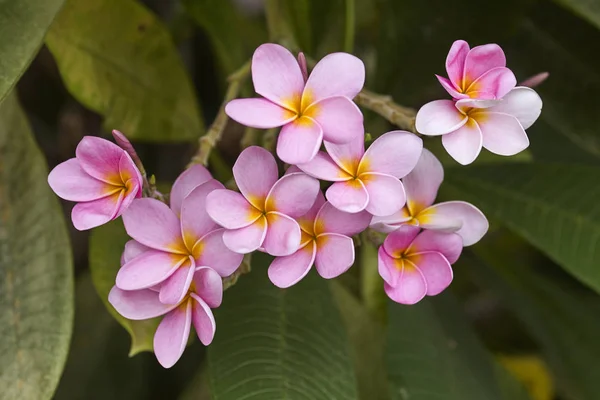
[
  {"x1": 226, "y1": 43, "x2": 365, "y2": 164},
  {"x1": 268, "y1": 192, "x2": 370, "y2": 288},
  {"x1": 378, "y1": 225, "x2": 462, "y2": 304},
  {"x1": 206, "y1": 146, "x2": 319, "y2": 256},
  {"x1": 298, "y1": 131, "x2": 423, "y2": 216},
  {"x1": 371, "y1": 149, "x2": 488, "y2": 246},
  {"x1": 109, "y1": 266, "x2": 222, "y2": 368},
  {"x1": 415, "y1": 87, "x2": 543, "y2": 165},
  {"x1": 117, "y1": 179, "x2": 243, "y2": 305},
  {"x1": 437, "y1": 40, "x2": 516, "y2": 100},
  {"x1": 48, "y1": 136, "x2": 143, "y2": 230}
]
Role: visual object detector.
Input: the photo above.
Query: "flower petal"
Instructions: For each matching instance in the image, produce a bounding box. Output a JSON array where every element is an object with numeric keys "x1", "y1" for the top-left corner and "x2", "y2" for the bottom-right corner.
[
  {"x1": 181, "y1": 180, "x2": 224, "y2": 248},
  {"x1": 408, "y1": 253, "x2": 453, "y2": 296},
  {"x1": 436, "y1": 75, "x2": 467, "y2": 99},
  {"x1": 383, "y1": 224, "x2": 420, "y2": 257},
  {"x1": 455, "y1": 98, "x2": 500, "y2": 113},
  {"x1": 408, "y1": 231, "x2": 463, "y2": 264},
  {"x1": 206, "y1": 189, "x2": 262, "y2": 230},
  {"x1": 222, "y1": 216, "x2": 268, "y2": 254},
  {"x1": 108, "y1": 286, "x2": 175, "y2": 320},
  {"x1": 419, "y1": 201, "x2": 488, "y2": 246},
  {"x1": 325, "y1": 180, "x2": 369, "y2": 213},
  {"x1": 225, "y1": 98, "x2": 297, "y2": 128},
  {"x1": 192, "y1": 267, "x2": 223, "y2": 308},
  {"x1": 315, "y1": 233, "x2": 355, "y2": 279},
  {"x1": 154, "y1": 301, "x2": 192, "y2": 368},
  {"x1": 369, "y1": 208, "x2": 412, "y2": 234},
  {"x1": 384, "y1": 263, "x2": 427, "y2": 305},
  {"x1": 302, "y1": 52, "x2": 365, "y2": 108},
  {"x1": 118, "y1": 153, "x2": 143, "y2": 192},
  {"x1": 415, "y1": 100, "x2": 468, "y2": 136},
  {"x1": 378, "y1": 246, "x2": 401, "y2": 287},
  {"x1": 233, "y1": 146, "x2": 279, "y2": 209},
  {"x1": 252, "y1": 43, "x2": 304, "y2": 110},
  {"x1": 190, "y1": 294, "x2": 216, "y2": 346},
  {"x1": 195, "y1": 229, "x2": 243, "y2": 277},
  {"x1": 402, "y1": 148, "x2": 443, "y2": 215},
  {"x1": 116, "y1": 250, "x2": 186, "y2": 290},
  {"x1": 75, "y1": 136, "x2": 124, "y2": 184},
  {"x1": 268, "y1": 242, "x2": 316, "y2": 288},
  {"x1": 297, "y1": 152, "x2": 350, "y2": 181},
  {"x1": 266, "y1": 172, "x2": 320, "y2": 217},
  {"x1": 358, "y1": 130, "x2": 422, "y2": 178},
  {"x1": 475, "y1": 111, "x2": 529, "y2": 156},
  {"x1": 463, "y1": 43, "x2": 506, "y2": 83},
  {"x1": 71, "y1": 191, "x2": 123, "y2": 231},
  {"x1": 276, "y1": 117, "x2": 323, "y2": 164},
  {"x1": 314, "y1": 201, "x2": 370, "y2": 236},
  {"x1": 441, "y1": 119, "x2": 483, "y2": 165},
  {"x1": 361, "y1": 173, "x2": 406, "y2": 217},
  {"x1": 122, "y1": 198, "x2": 186, "y2": 253},
  {"x1": 446, "y1": 40, "x2": 470, "y2": 89},
  {"x1": 121, "y1": 240, "x2": 151, "y2": 265},
  {"x1": 170, "y1": 164, "x2": 213, "y2": 216},
  {"x1": 468, "y1": 67, "x2": 516, "y2": 99},
  {"x1": 48, "y1": 158, "x2": 114, "y2": 202},
  {"x1": 159, "y1": 260, "x2": 196, "y2": 305},
  {"x1": 488, "y1": 86, "x2": 542, "y2": 129},
  {"x1": 296, "y1": 191, "x2": 326, "y2": 234},
  {"x1": 324, "y1": 136, "x2": 364, "y2": 175},
  {"x1": 263, "y1": 212, "x2": 301, "y2": 256},
  {"x1": 307, "y1": 96, "x2": 363, "y2": 144}
]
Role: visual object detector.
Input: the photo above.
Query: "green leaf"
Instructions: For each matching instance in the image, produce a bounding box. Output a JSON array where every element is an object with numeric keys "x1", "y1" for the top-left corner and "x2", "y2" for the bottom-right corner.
[
  {"x1": 444, "y1": 163, "x2": 600, "y2": 293},
  {"x1": 45, "y1": 0, "x2": 203, "y2": 142},
  {"x1": 552, "y1": 0, "x2": 600, "y2": 30},
  {"x1": 89, "y1": 219, "x2": 158, "y2": 355},
  {"x1": 0, "y1": 0, "x2": 65, "y2": 103},
  {"x1": 208, "y1": 253, "x2": 358, "y2": 399},
  {"x1": 0, "y1": 93, "x2": 74, "y2": 399}
]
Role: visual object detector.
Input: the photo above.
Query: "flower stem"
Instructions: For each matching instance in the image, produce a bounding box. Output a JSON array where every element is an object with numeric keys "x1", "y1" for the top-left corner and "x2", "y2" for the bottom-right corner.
[
  {"x1": 344, "y1": 0, "x2": 355, "y2": 53},
  {"x1": 354, "y1": 89, "x2": 417, "y2": 132}
]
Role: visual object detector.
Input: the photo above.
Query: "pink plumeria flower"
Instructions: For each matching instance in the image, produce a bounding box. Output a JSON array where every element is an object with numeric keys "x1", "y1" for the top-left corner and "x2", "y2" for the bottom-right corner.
[
  {"x1": 298, "y1": 131, "x2": 422, "y2": 216},
  {"x1": 48, "y1": 136, "x2": 143, "y2": 230},
  {"x1": 371, "y1": 149, "x2": 488, "y2": 246},
  {"x1": 268, "y1": 192, "x2": 370, "y2": 288},
  {"x1": 437, "y1": 40, "x2": 516, "y2": 100},
  {"x1": 225, "y1": 43, "x2": 365, "y2": 164},
  {"x1": 116, "y1": 177, "x2": 243, "y2": 305},
  {"x1": 415, "y1": 87, "x2": 543, "y2": 165},
  {"x1": 109, "y1": 266, "x2": 222, "y2": 368},
  {"x1": 378, "y1": 225, "x2": 463, "y2": 304},
  {"x1": 206, "y1": 146, "x2": 320, "y2": 256}
]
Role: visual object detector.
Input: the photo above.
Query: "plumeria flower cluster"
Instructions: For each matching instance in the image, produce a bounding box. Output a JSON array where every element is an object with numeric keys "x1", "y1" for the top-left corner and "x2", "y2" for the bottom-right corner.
[{"x1": 47, "y1": 40, "x2": 542, "y2": 368}]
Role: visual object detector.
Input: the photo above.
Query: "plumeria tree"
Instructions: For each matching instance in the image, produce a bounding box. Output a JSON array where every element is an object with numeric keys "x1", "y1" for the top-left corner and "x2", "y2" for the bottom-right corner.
[{"x1": 1, "y1": 1, "x2": 599, "y2": 399}]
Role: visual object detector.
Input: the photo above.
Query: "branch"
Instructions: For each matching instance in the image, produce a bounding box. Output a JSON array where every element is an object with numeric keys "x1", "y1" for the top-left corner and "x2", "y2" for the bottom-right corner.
[{"x1": 355, "y1": 89, "x2": 417, "y2": 132}]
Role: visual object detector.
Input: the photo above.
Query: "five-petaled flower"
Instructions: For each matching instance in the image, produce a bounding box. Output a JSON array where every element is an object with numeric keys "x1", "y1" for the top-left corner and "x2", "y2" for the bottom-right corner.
[
  {"x1": 298, "y1": 131, "x2": 422, "y2": 216},
  {"x1": 206, "y1": 146, "x2": 320, "y2": 256},
  {"x1": 48, "y1": 136, "x2": 143, "y2": 230},
  {"x1": 225, "y1": 43, "x2": 365, "y2": 164},
  {"x1": 371, "y1": 149, "x2": 488, "y2": 246},
  {"x1": 378, "y1": 225, "x2": 463, "y2": 304}
]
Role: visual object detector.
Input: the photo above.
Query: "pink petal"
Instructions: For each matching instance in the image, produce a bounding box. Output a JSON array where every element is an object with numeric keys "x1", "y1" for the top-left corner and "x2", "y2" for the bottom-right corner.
[
  {"x1": 195, "y1": 229, "x2": 243, "y2": 277},
  {"x1": 408, "y1": 253, "x2": 453, "y2": 296},
  {"x1": 71, "y1": 191, "x2": 123, "y2": 231},
  {"x1": 314, "y1": 201, "x2": 370, "y2": 236},
  {"x1": 361, "y1": 173, "x2": 406, "y2": 217},
  {"x1": 402, "y1": 148, "x2": 443, "y2": 215},
  {"x1": 118, "y1": 153, "x2": 143, "y2": 194},
  {"x1": 181, "y1": 180, "x2": 224, "y2": 248},
  {"x1": 415, "y1": 100, "x2": 468, "y2": 136},
  {"x1": 436, "y1": 75, "x2": 468, "y2": 99},
  {"x1": 488, "y1": 87, "x2": 542, "y2": 129},
  {"x1": 446, "y1": 40, "x2": 470, "y2": 89},
  {"x1": 419, "y1": 201, "x2": 489, "y2": 246},
  {"x1": 358, "y1": 131, "x2": 422, "y2": 178},
  {"x1": 122, "y1": 198, "x2": 186, "y2": 253},
  {"x1": 455, "y1": 98, "x2": 500, "y2": 113},
  {"x1": 206, "y1": 189, "x2": 262, "y2": 230},
  {"x1": 475, "y1": 111, "x2": 529, "y2": 156},
  {"x1": 378, "y1": 245, "x2": 401, "y2": 287},
  {"x1": 48, "y1": 158, "x2": 114, "y2": 202},
  {"x1": 159, "y1": 260, "x2": 196, "y2": 305},
  {"x1": 297, "y1": 152, "x2": 350, "y2": 182},
  {"x1": 383, "y1": 224, "x2": 420, "y2": 257},
  {"x1": 170, "y1": 165, "x2": 213, "y2": 216},
  {"x1": 263, "y1": 212, "x2": 302, "y2": 256},
  {"x1": 266, "y1": 172, "x2": 320, "y2": 217},
  {"x1": 75, "y1": 136, "x2": 124, "y2": 185},
  {"x1": 225, "y1": 98, "x2": 297, "y2": 128},
  {"x1": 467, "y1": 67, "x2": 516, "y2": 99},
  {"x1": 296, "y1": 191, "x2": 326, "y2": 234},
  {"x1": 408, "y1": 231, "x2": 463, "y2": 264},
  {"x1": 384, "y1": 263, "x2": 427, "y2": 305},
  {"x1": 222, "y1": 216, "x2": 268, "y2": 254},
  {"x1": 121, "y1": 240, "x2": 151, "y2": 265},
  {"x1": 463, "y1": 43, "x2": 506, "y2": 84},
  {"x1": 192, "y1": 267, "x2": 223, "y2": 308},
  {"x1": 276, "y1": 117, "x2": 323, "y2": 164},
  {"x1": 233, "y1": 146, "x2": 279, "y2": 210},
  {"x1": 325, "y1": 180, "x2": 369, "y2": 213},
  {"x1": 315, "y1": 233, "x2": 355, "y2": 279},
  {"x1": 307, "y1": 96, "x2": 363, "y2": 144},
  {"x1": 108, "y1": 286, "x2": 175, "y2": 320},
  {"x1": 441, "y1": 120, "x2": 483, "y2": 165},
  {"x1": 251, "y1": 43, "x2": 304, "y2": 110},
  {"x1": 116, "y1": 250, "x2": 186, "y2": 290},
  {"x1": 324, "y1": 136, "x2": 364, "y2": 175},
  {"x1": 369, "y1": 208, "x2": 412, "y2": 234},
  {"x1": 301, "y1": 52, "x2": 365, "y2": 108},
  {"x1": 154, "y1": 302, "x2": 192, "y2": 368},
  {"x1": 190, "y1": 294, "x2": 216, "y2": 346},
  {"x1": 268, "y1": 242, "x2": 316, "y2": 288}
]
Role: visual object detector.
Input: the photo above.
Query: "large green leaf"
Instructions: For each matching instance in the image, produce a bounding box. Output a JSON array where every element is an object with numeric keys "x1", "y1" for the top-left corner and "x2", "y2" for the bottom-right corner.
[
  {"x1": 89, "y1": 219, "x2": 158, "y2": 355},
  {"x1": 208, "y1": 254, "x2": 358, "y2": 399},
  {"x1": 0, "y1": 0, "x2": 65, "y2": 103},
  {"x1": 444, "y1": 163, "x2": 600, "y2": 293},
  {"x1": 552, "y1": 0, "x2": 600, "y2": 30},
  {"x1": 0, "y1": 93, "x2": 74, "y2": 399},
  {"x1": 46, "y1": 0, "x2": 203, "y2": 142}
]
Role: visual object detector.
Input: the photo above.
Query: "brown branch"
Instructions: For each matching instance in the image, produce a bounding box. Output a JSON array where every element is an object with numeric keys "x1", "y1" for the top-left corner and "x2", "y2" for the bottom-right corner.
[{"x1": 354, "y1": 89, "x2": 417, "y2": 132}]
